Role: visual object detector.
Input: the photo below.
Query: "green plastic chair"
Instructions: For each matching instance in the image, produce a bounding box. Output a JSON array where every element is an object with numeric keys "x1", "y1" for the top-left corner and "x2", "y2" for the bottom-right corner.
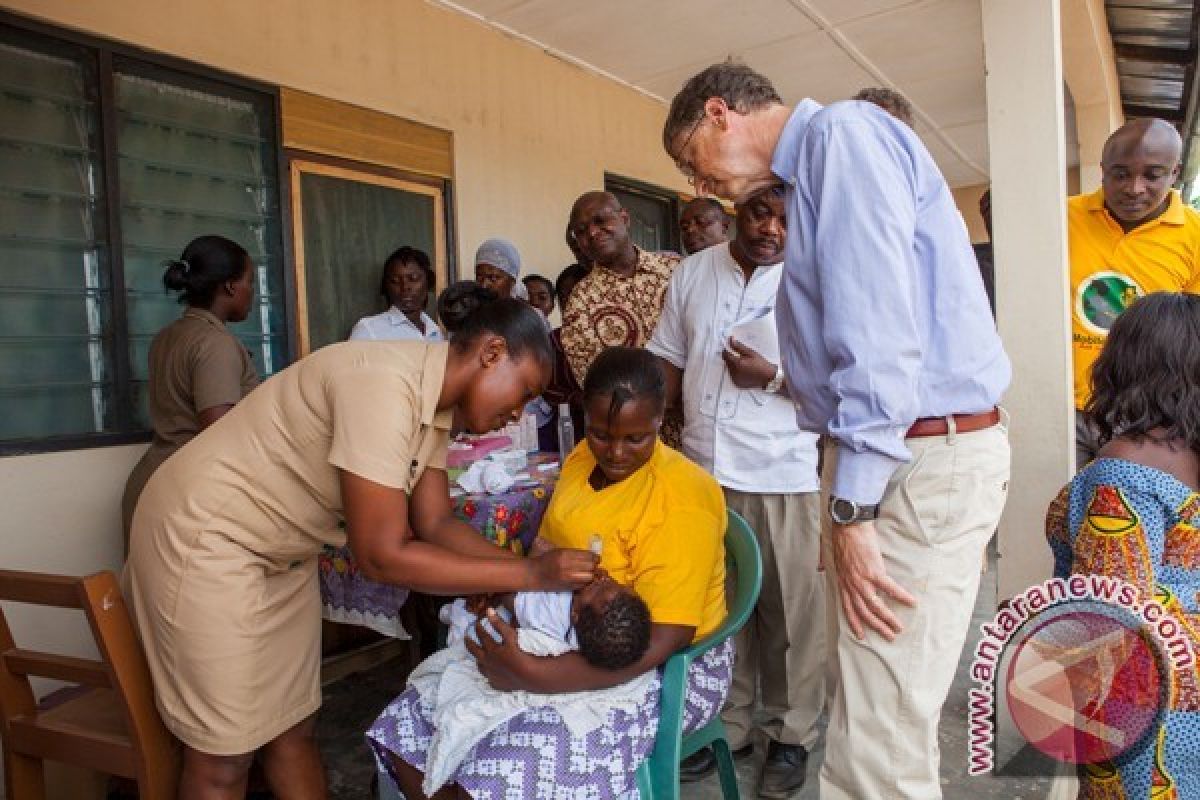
[{"x1": 634, "y1": 509, "x2": 763, "y2": 800}]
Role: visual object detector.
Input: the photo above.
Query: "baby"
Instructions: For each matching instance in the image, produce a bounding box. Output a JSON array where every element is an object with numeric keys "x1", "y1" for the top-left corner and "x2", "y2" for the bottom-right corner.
[
  {"x1": 411, "y1": 571, "x2": 658, "y2": 795},
  {"x1": 442, "y1": 570, "x2": 653, "y2": 670}
]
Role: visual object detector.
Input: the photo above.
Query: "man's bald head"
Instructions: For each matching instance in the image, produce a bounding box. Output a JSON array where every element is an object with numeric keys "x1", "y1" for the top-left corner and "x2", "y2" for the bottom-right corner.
[
  {"x1": 568, "y1": 191, "x2": 632, "y2": 268},
  {"x1": 1100, "y1": 118, "x2": 1183, "y2": 230},
  {"x1": 570, "y1": 191, "x2": 622, "y2": 221},
  {"x1": 1102, "y1": 118, "x2": 1182, "y2": 165}
]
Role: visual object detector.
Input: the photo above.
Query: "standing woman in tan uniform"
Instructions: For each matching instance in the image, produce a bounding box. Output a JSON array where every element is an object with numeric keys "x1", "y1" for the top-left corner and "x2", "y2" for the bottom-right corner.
[
  {"x1": 121, "y1": 235, "x2": 259, "y2": 546},
  {"x1": 123, "y1": 295, "x2": 597, "y2": 800}
]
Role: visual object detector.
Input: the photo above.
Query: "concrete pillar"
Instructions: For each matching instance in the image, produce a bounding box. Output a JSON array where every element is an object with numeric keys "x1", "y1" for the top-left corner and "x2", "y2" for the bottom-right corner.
[{"x1": 982, "y1": 0, "x2": 1074, "y2": 603}]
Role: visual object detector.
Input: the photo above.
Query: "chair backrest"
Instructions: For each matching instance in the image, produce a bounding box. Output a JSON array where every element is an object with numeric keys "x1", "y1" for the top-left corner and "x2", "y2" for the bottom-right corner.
[
  {"x1": 635, "y1": 509, "x2": 764, "y2": 799},
  {"x1": 681, "y1": 509, "x2": 762, "y2": 658},
  {"x1": 0, "y1": 569, "x2": 176, "y2": 782}
]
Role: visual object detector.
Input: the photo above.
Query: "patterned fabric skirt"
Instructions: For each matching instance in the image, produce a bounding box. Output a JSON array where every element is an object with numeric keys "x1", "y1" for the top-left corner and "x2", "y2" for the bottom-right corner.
[{"x1": 367, "y1": 638, "x2": 734, "y2": 800}]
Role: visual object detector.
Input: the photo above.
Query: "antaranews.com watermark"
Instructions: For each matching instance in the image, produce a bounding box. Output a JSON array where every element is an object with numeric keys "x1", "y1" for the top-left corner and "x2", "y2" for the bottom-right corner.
[{"x1": 967, "y1": 574, "x2": 1194, "y2": 775}]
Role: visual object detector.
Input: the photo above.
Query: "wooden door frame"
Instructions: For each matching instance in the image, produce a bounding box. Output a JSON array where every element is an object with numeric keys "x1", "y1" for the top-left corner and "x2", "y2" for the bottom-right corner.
[{"x1": 287, "y1": 155, "x2": 448, "y2": 355}]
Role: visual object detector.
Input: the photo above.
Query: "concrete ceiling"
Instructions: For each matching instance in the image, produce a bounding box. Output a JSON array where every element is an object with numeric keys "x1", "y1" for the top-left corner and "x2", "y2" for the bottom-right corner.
[{"x1": 436, "y1": 0, "x2": 1000, "y2": 187}]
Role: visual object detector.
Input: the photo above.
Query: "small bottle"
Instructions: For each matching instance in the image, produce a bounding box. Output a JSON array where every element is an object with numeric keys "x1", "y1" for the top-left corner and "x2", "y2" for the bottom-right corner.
[
  {"x1": 522, "y1": 412, "x2": 538, "y2": 452},
  {"x1": 557, "y1": 403, "x2": 575, "y2": 465}
]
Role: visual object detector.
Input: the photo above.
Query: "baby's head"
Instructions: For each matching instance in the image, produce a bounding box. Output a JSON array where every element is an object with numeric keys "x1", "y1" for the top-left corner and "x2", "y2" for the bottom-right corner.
[{"x1": 572, "y1": 572, "x2": 652, "y2": 670}]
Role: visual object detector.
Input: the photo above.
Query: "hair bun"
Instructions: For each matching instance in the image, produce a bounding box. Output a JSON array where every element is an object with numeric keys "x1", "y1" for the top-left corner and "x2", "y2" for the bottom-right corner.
[
  {"x1": 437, "y1": 280, "x2": 499, "y2": 334},
  {"x1": 162, "y1": 258, "x2": 191, "y2": 291}
]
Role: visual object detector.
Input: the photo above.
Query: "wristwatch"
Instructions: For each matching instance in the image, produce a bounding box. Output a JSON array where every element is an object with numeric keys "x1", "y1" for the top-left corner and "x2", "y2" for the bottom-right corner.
[
  {"x1": 829, "y1": 496, "x2": 879, "y2": 526},
  {"x1": 763, "y1": 366, "x2": 785, "y2": 393}
]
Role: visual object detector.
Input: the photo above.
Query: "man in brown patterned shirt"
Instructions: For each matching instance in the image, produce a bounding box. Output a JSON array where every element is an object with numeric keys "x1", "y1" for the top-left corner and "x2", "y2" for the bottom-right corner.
[{"x1": 561, "y1": 191, "x2": 683, "y2": 444}]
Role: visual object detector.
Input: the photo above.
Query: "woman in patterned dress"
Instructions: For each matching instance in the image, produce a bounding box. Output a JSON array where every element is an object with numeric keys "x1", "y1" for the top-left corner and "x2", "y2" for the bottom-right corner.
[
  {"x1": 1046, "y1": 292, "x2": 1200, "y2": 798},
  {"x1": 370, "y1": 347, "x2": 732, "y2": 799}
]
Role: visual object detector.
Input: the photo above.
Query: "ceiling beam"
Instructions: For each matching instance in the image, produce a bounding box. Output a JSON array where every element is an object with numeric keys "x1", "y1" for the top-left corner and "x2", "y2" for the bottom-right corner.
[
  {"x1": 1114, "y1": 43, "x2": 1194, "y2": 66},
  {"x1": 1122, "y1": 103, "x2": 1185, "y2": 122}
]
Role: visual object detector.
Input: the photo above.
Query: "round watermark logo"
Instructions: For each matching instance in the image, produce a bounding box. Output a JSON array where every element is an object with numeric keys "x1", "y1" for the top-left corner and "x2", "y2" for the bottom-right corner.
[
  {"x1": 1005, "y1": 601, "x2": 1166, "y2": 765},
  {"x1": 966, "y1": 575, "x2": 1192, "y2": 778}
]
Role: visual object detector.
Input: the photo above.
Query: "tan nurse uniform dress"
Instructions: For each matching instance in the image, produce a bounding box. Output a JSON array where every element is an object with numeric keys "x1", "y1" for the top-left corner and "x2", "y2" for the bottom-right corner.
[
  {"x1": 121, "y1": 307, "x2": 259, "y2": 543},
  {"x1": 123, "y1": 341, "x2": 452, "y2": 756}
]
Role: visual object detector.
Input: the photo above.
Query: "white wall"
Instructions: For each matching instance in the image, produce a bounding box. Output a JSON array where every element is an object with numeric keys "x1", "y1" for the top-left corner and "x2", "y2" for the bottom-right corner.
[{"x1": 1, "y1": 444, "x2": 145, "y2": 671}]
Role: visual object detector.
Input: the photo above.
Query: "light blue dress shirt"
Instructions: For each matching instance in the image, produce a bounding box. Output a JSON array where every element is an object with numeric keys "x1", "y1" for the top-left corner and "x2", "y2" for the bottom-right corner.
[{"x1": 773, "y1": 99, "x2": 1011, "y2": 505}]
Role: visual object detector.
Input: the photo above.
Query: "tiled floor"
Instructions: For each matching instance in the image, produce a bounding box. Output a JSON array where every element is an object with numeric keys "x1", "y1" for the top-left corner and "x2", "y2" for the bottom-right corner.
[{"x1": 318, "y1": 562, "x2": 1075, "y2": 799}]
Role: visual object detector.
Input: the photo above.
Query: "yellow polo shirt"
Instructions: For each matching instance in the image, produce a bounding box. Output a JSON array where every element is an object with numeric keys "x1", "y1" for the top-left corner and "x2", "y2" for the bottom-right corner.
[
  {"x1": 1068, "y1": 188, "x2": 1200, "y2": 409},
  {"x1": 539, "y1": 440, "x2": 727, "y2": 641}
]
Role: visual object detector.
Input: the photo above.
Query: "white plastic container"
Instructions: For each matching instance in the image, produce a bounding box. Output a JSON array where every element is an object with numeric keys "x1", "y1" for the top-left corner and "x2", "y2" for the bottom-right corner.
[{"x1": 522, "y1": 412, "x2": 539, "y2": 452}]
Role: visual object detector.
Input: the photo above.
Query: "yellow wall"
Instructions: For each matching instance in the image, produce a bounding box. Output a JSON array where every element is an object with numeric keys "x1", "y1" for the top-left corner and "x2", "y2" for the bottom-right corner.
[
  {"x1": 952, "y1": 184, "x2": 990, "y2": 244},
  {"x1": 0, "y1": 0, "x2": 688, "y2": 680},
  {"x1": 1, "y1": 0, "x2": 691, "y2": 277}
]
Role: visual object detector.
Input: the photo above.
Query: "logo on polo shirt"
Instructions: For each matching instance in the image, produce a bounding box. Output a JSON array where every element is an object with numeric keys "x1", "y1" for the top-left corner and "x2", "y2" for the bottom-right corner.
[{"x1": 1076, "y1": 271, "x2": 1143, "y2": 336}]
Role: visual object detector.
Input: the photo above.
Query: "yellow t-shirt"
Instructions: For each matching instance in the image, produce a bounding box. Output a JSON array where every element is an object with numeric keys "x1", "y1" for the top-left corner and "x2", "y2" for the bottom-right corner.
[
  {"x1": 1068, "y1": 188, "x2": 1200, "y2": 409},
  {"x1": 540, "y1": 440, "x2": 727, "y2": 641}
]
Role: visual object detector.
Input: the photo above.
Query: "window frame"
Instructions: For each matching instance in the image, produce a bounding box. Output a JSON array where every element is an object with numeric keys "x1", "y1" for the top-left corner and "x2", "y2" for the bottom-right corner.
[
  {"x1": 604, "y1": 172, "x2": 685, "y2": 255},
  {"x1": 0, "y1": 11, "x2": 290, "y2": 456},
  {"x1": 285, "y1": 151, "x2": 454, "y2": 356}
]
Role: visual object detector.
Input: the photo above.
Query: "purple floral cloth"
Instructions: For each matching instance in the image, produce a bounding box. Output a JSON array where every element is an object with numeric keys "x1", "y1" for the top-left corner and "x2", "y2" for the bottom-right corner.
[
  {"x1": 318, "y1": 458, "x2": 558, "y2": 636},
  {"x1": 318, "y1": 548, "x2": 412, "y2": 638},
  {"x1": 451, "y1": 480, "x2": 553, "y2": 556},
  {"x1": 367, "y1": 639, "x2": 735, "y2": 800}
]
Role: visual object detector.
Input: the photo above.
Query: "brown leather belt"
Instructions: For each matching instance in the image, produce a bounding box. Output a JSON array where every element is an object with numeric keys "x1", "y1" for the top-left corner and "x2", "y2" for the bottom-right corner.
[{"x1": 906, "y1": 407, "x2": 1000, "y2": 439}]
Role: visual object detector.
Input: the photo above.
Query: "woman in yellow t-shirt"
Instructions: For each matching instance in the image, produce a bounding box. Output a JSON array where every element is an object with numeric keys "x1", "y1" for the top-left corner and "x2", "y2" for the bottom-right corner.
[{"x1": 370, "y1": 346, "x2": 730, "y2": 800}]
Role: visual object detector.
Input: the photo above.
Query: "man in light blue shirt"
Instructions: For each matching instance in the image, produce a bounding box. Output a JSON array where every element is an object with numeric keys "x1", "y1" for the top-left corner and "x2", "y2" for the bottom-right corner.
[{"x1": 662, "y1": 63, "x2": 1011, "y2": 800}]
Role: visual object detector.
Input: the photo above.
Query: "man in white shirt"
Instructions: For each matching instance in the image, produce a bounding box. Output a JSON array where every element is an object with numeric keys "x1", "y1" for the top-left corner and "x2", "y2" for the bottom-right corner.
[{"x1": 648, "y1": 185, "x2": 824, "y2": 798}]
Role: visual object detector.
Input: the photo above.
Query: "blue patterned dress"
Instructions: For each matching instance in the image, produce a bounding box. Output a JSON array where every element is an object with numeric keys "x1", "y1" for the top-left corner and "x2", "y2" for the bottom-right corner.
[{"x1": 1046, "y1": 458, "x2": 1200, "y2": 798}]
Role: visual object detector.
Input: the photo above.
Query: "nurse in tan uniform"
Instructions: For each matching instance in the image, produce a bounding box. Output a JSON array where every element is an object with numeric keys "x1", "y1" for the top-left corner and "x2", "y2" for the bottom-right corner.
[
  {"x1": 121, "y1": 235, "x2": 259, "y2": 545},
  {"x1": 123, "y1": 296, "x2": 596, "y2": 799}
]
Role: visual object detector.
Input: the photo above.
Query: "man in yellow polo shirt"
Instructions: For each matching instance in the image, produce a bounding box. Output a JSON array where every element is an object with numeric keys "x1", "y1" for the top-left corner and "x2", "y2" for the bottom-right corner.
[{"x1": 1069, "y1": 118, "x2": 1200, "y2": 466}]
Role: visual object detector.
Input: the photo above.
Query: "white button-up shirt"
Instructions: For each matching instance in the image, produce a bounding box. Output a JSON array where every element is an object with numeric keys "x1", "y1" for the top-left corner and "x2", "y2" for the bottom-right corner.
[
  {"x1": 648, "y1": 242, "x2": 819, "y2": 494},
  {"x1": 349, "y1": 308, "x2": 443, "y2": 342}
]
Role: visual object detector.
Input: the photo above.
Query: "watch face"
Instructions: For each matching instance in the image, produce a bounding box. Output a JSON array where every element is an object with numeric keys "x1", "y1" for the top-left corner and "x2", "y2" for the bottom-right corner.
[{"x1": 831, "y1": 497, "x2": 856, "y2": 524}]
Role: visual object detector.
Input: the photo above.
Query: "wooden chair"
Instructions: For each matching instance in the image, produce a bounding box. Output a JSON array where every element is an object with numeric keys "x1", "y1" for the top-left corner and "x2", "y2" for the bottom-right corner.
[{"x1": 0, "y1": 569, "x2": 178, "y2": 800}]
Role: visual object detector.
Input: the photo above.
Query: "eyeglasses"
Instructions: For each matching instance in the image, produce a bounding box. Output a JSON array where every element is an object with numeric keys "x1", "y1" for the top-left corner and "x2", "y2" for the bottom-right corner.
[
  {"x1": 673, "y1": 114, "x2": 707, "y2": 184},
  {"x1": 569, "y1": 209, "x2": 622, "y2": 241}
]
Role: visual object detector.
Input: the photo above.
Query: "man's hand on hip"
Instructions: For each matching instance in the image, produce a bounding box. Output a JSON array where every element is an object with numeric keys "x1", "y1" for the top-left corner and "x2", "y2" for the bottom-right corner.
[{"x1": 831, "y1": 520, "x2": 917, "y2": 641}]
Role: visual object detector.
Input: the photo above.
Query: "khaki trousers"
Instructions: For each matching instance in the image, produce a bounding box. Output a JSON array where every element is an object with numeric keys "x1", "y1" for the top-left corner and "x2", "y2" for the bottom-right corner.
[
  {"x1": 721, "y1": 489, "x2": 826, "y2": 749},
  {"x1": 819, "y1": 415, "x2": 1010, "y2": 800}
]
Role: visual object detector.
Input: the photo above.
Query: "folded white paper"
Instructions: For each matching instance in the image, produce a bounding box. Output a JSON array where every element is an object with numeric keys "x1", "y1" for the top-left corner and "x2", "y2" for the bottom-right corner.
[{"x1": 726, "y1": 307, "x2": 779, "y2": 363}]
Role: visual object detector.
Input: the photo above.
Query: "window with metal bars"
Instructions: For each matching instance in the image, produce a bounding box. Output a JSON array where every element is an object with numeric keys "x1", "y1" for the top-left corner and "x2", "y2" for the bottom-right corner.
[{"x1": 0, "y1": 19, "x2": 287, "y2": 453}]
